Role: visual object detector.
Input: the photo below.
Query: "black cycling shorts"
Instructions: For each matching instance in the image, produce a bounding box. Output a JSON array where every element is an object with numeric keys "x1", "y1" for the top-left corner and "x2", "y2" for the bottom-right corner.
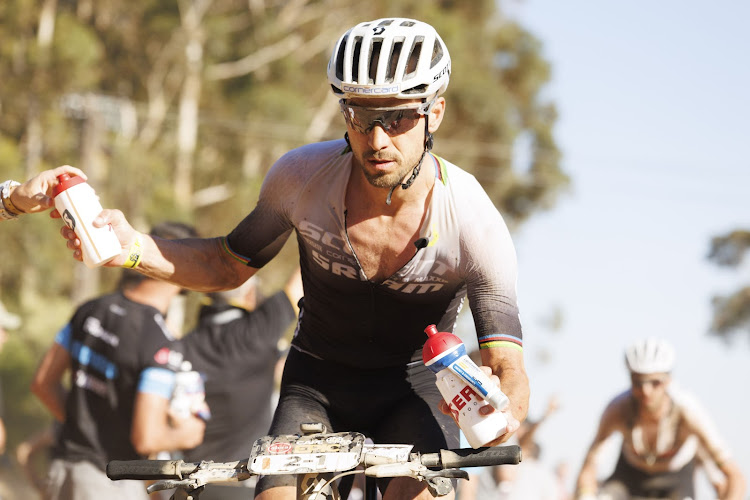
[
  {"x1": 254, "y1": 347, "x2": 458, "y2": 496},
  {"x1": 604, "y1": 450, "x2": 696, "y2": 500}
]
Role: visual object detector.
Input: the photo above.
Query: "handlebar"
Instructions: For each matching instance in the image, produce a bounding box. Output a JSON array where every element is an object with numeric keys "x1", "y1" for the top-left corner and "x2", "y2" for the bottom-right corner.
[
  {"x1": 423, "y1": 444, "x2": 522, "y2": 468},
  {"x1": 107, "y1": 445, "x2": 522, "y2": 482},
  {"x1": 107, "y1": 459, "x2": 203, "y2": 481}
]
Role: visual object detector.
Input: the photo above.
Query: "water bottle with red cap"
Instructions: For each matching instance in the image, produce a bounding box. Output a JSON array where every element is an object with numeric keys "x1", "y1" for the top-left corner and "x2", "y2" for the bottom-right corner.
[
  {"x1": 53, "y1": 173, "x2": 121, "y2": 268},
  {"x1": 423, "y1": 324, "x2": 509, "y2": 448}
]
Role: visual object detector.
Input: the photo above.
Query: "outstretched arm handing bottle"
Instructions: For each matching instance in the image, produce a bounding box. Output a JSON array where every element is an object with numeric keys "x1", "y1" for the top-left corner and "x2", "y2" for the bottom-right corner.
[{"x1": 1, "y1": 166, "x2": 86, "y2": 220}]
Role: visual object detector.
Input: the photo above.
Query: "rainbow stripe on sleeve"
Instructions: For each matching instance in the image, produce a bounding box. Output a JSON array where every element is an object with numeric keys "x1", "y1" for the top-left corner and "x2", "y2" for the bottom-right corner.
[
  {"x1": 478, "y1": 333, "x2": 523, "y2": 352},
  {"x1": 220, "y1": 236, "x2": 252, "y2": 266}
]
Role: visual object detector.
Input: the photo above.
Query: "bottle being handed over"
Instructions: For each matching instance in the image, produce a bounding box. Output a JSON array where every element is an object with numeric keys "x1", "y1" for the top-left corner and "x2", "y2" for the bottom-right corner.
[
  {"x1": 422, "y1": 324, "x2": 508, "y2": 448},
  {"x1": 53, "y1": 173, "x2": 121, "y2": 268}
]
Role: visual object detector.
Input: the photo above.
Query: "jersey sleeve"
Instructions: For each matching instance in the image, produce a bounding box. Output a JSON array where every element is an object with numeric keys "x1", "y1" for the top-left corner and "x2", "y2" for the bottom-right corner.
[
  {"x1": 224, "y1": 148, "x2": 308, "y2": 268},
  {"x1": 137, "y1": 367, "x2": 175, "y2": 399},
  {"x1": 54, "y1": 323, "x2": 73, "y2": 351},
  {"x1": 456, "y1": 175, "x2": 523, "y2": 350}
]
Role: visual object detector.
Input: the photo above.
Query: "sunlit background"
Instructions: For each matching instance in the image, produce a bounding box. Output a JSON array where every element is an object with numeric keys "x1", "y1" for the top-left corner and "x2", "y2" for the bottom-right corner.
[{"x1": 469, "y1": 1, "x2": 750, "y2": 496}]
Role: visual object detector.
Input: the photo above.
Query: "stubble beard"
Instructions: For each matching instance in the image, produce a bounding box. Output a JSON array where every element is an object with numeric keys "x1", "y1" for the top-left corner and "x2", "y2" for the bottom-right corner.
[{"x1": 357, "y1": 152, "x2": 414, "y2": 189}]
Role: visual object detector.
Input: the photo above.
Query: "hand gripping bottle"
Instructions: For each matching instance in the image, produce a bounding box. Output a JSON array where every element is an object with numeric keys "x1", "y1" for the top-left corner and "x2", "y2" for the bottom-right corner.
[
  {"x1": 53, "y1": 173, "x2": 121, "y2": 268},
  {"x1": 423, "y1": 324, "x2": 509, "y2": 448},
  {"x1": 170, "y1": 362, "x2": 211, "y2": 421}
]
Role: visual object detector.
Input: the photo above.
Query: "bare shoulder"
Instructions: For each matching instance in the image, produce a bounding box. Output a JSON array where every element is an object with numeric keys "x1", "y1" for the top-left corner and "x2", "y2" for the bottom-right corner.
[{"x1": 599, "y1": 390, "x2": 631, "y2": 430}]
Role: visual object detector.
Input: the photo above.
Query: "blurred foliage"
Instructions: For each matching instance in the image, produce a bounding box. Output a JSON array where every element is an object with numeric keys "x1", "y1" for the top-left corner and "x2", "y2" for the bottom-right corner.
[
  {"x1": 707, "y1": 230, "x2": 750, "y2": 341},
  {"x1": 0, "y1": 0, "x2": 567, "y2": 479}
]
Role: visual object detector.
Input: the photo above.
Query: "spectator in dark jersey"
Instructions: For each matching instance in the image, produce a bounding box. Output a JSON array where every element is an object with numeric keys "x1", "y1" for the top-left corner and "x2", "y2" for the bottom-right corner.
[
  {"x1": 31, "y1": 222, "x2": 206, "y2": 500},
  {"x1": 148, "y1": 267, "x2": 302, "y2": 500}
]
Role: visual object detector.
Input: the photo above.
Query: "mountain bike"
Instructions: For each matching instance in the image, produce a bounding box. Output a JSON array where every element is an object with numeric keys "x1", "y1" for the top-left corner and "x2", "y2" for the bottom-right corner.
[{"x1": 107, "y1": 422, "x2": 522, "y2": 500}]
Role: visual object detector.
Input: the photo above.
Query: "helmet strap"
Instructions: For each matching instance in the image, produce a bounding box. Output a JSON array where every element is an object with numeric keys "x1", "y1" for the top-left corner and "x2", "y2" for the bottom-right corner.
[{"x1": 385, "y1": 117, "x2": 432, "y2": 205}]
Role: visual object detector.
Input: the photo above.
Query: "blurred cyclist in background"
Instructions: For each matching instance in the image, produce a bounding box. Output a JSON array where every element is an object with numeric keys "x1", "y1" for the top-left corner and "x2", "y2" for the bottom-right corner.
[{"x1": 575, "y1": 338, "x2": 746, "y2": 500}]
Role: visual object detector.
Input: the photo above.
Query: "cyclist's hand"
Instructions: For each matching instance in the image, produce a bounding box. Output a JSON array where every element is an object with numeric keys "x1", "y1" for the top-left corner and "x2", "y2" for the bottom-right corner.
[
  {"x1": 60, "y1": 208, "x2": 137, "y2": 267},
  {"x1": 437, "y1": 366, "x2": 520, "y2": 445},
  {"x1": 169, "y1": 413, "x2": 207, "y2": 450},
  {"x1": 477, "y1": 366, "x2": 520, "y2": 445}
]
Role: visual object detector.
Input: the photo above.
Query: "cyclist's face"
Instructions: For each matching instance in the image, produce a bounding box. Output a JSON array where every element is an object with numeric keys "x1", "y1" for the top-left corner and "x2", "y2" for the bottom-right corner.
[
  {"x1": 343, "y1": 97, "x2": 444, "y2": 190},
  {"x1": 630, "y1": 373, "x2": 670, "y2": 411}
]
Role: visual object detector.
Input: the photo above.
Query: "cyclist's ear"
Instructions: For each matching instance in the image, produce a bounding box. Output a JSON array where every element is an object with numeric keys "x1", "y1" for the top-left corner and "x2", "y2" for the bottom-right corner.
[{"x1": 427, "y1": 97, "x2": 446, "y2": 134}]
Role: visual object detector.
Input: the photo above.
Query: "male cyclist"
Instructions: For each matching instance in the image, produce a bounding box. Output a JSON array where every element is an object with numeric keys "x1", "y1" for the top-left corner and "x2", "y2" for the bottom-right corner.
[
  {"x1": 575, "y1": 339, "x2": 746, "y2": 500},
  {"x1": 60, "y1": 18, "x2": 528, "y2": 500}
]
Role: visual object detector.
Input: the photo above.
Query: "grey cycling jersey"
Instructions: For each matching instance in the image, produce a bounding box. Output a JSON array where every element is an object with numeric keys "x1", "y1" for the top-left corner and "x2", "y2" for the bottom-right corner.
[{"x1": 225, "y1": 139, "x2": 522, "y2": 368}]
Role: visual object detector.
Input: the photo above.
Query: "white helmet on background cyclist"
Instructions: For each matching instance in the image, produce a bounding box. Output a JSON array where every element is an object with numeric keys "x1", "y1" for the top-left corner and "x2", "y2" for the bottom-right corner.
[
  {"x1": 327, "y1": 18, "x2": 451, "y2": 100},
  {"x1": 625, "y1": 338, "x2": 675, "y2": 374}
]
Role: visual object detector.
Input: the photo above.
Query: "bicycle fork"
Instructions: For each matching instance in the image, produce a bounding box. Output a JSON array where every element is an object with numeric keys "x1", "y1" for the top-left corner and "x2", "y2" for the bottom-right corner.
[{"x1": 297, "y1": 472, "x2": 341, "y2": 500}]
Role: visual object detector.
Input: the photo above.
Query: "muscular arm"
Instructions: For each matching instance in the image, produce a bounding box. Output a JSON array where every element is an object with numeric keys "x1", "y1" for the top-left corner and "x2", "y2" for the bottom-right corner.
[
  {"x1": 480, "y1": 346, "x2": 528, "y2": 443},
  {"x1": 134, "y1": 234, "x2": 257, "y2": 292},
  {"x1": 63, "y1": 209, "x2": 257, "y2": 292},
  {"x1": 576, "y1": 400, "x2": 622, "y2": 498},
  {"x1": 30, "y1": 343, "x2": 70, "y2": 422}
]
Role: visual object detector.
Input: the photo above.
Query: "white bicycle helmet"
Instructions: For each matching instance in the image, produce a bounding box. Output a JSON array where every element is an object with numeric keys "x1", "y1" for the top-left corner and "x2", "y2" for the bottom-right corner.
[
  {"x1": 625, "y1": 338, "x2": 676, "y2": 374},
  {"x1": 328, "y1": 18, "x2": 451, "y2": 100}
]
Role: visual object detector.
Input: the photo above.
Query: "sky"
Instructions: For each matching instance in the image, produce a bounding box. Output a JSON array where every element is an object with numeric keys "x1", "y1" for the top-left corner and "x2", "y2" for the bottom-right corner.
[{"x1": 457, "y1": 0, "x2": 750, "y2": 495}]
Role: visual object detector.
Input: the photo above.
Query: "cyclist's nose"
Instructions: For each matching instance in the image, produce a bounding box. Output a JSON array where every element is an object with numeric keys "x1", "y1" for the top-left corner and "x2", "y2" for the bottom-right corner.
[{"x1": 367, "y1": 122, "x2": 391, "y2": 149}]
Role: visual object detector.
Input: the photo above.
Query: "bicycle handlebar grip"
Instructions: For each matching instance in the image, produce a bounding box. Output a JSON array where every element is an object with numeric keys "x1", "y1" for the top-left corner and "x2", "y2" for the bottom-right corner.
[
  {"x1": 432, "y1": 445, "x2": 522, "y2": 468},
  {"x1": 107, "y1": 460, "x2": 195, "y2": 481}
]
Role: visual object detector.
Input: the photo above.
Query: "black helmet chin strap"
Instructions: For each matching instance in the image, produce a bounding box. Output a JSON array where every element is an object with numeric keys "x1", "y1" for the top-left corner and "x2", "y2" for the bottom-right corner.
[{"x1": 385, "y1": 119, "x2": 433, "y2": 205}]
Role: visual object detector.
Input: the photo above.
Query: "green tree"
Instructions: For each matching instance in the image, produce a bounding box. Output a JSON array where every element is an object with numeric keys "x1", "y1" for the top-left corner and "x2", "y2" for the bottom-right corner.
[{"x1": 707, "y1": 230, "x2": 750, "y2": 340}]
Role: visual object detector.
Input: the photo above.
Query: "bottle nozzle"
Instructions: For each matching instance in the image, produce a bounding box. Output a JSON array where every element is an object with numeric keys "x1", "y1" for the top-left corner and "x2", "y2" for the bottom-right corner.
[
  {"x1": 57, "y1": 173, "x2": 70, "y2": 182},
  {"x1": 424, "y1": 324, "x2": 438, "y2": 337}
]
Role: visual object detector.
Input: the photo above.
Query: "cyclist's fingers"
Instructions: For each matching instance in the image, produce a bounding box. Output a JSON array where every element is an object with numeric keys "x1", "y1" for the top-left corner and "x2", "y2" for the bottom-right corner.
[
  {"x1": 482, "y1": 413, "x2": 520, "y2": 446},
  {"x1": 438, "y1": 399, "x2": 452, "y2": 415},
  {"x1": 503, "y1": 411, "x2": 520, "y2": 434},
  {"x1": 479, "y1": 366, "x2": 502, "y2": 388}
]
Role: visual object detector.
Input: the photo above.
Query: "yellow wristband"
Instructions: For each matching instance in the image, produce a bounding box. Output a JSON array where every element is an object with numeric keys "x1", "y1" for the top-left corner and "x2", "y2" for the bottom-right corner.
[{"x1": 122, "y1": 233, "x2": 144, "y2": 269}]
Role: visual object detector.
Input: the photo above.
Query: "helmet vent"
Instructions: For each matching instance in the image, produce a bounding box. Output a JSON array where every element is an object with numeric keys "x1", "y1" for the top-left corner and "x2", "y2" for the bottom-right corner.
[
  {"x1": 369, "y1": 39, "x2": 383, "y2": 84},
  {"x1": 334, "y1": 34, "x2": 348, "y2": 81},
  {"x1": 386, "y1": 41, "x2": 404, "y2": 83},
  {"x1": 405, "y1": 37, "x2": 423, "y2": 79},
  {"x1": 352, "y1": 37, "x2": 363, "y2": 82},
  {"x1": 431, "y1": 39, "x2": 444, "y2": 69}
]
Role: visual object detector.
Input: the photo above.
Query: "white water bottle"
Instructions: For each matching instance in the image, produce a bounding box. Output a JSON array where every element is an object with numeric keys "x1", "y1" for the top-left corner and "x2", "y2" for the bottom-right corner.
[
  {"x1": 423, "y1": 325, "x2": 508, "y2": 448},
  {"x1": 170, "y1": 363, "x2": 211, "y2": 420},
  {"x1": 433, "y1": 368, "x2": 508, "y2": 448},
  {"x1": 53, "y1": 173, "x2": 121, "y2": 268}
]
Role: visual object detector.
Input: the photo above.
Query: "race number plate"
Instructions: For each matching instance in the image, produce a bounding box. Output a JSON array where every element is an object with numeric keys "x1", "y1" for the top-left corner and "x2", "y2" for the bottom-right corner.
[{"x1": 249, "y1": 432, "x2": 366, "y2": 475}]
